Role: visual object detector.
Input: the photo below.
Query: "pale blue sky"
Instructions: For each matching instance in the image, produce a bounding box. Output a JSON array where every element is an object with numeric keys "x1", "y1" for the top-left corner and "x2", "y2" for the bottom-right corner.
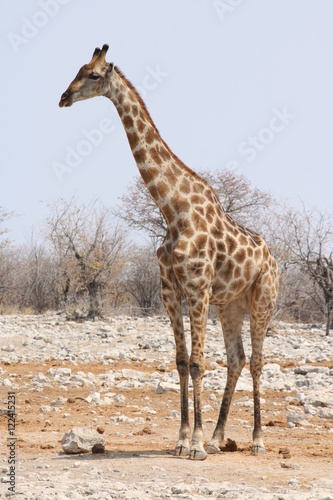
[{"x1": 1, "y1": 0, "x2": 332, "y2": 243}]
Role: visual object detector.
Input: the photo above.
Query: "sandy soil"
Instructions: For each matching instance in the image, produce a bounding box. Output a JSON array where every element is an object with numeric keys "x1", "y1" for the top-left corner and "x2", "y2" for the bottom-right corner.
[{"x1": 1, "y1": 359, "x2": 333, "y2": 499}]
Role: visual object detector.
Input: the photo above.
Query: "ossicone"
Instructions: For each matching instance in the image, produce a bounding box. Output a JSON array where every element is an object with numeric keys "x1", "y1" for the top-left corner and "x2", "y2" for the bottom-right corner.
[
  {"x1": 91, "y1": 44, "x2": 109, "y2": 62},
  {"x1": 92, "y1": 47, "x2": 101, "y2": 58}
]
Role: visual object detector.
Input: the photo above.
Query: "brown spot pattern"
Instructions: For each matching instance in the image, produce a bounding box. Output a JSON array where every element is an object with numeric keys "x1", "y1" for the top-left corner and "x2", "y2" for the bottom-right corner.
[
  {"x1": 137, "y1": 119, "x2": 146, "y2": 133},
  {"x1": 123, "y1": 115, "x2": 134, "y2": 129},
  {"x1": 226, "y1": 235, "x2": 237, "y2": 254},
  {"x1": 150, "y1": 146, "x2": 162, "y2": 165},
  {"x1": 127, "y1": 131, "x2": 140, "y2": 149},
  {"x1": 145, "y1": 128, "x2": 156, "y2": 144},
  {"x1": 133, "y1": 148, "x2": 146, "y2": 163}
]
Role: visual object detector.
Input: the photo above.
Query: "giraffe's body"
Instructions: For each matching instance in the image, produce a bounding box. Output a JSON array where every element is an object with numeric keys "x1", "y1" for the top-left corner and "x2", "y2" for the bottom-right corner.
[{"x1": 60, "y1": 45, "x2": 279, "y2": 460}]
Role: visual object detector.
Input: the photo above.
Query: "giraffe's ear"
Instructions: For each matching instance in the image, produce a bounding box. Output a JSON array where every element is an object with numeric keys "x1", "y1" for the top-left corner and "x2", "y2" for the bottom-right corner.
[{"x1": 107, "y1": 63, "x2": 114, "y2": 74}]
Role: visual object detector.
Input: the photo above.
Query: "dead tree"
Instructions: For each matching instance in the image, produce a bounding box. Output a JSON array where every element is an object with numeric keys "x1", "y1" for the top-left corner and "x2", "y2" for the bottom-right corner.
[
  {"x1": 275, "y1": 205, "x2": 333, "y2": 335},
  {"x1": 46, "y1": 198, "x2": 127, "y2": 319}
]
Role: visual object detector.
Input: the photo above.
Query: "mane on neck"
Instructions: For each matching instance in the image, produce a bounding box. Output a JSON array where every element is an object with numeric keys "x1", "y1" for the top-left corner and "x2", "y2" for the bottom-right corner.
[
  {"x1": 113, "y1": 66, "x2": 209, "y2": 185},
  {"x1": 114, "y1": 66, "x2": 157, "y2": 132}
]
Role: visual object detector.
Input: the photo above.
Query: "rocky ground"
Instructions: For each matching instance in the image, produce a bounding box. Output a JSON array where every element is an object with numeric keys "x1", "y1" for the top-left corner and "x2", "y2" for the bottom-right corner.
[{"x1": 0, "y1": 313, "x2": 333, "y2": 499}]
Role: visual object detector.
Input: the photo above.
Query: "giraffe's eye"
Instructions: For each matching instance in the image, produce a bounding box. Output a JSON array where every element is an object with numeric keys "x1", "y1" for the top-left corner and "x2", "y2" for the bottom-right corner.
[{"x1": 89, "y1": 73, "x2": 100, "y2": 80}]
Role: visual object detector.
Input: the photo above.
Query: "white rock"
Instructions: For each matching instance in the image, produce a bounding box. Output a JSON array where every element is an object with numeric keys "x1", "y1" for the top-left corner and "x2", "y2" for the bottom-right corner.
[
  {"x1": 61, "y1": 427, "x2": 105, "y2": 454},
  {"x1": 84, "y1": 391, "x2": 101, "y2": 403},
  {"x1": 319, "y1": 408, "x2": 333, "y2": 420},
  {"x1": 171, "y1": 484, "x2": 192, "y2": 495},
  {"x1": 114, "y1": 394, "x2": 126, "y2": 403},
  {"x1": 121, "y1": 369, "x2": 146, "y2": 380},
  {"x1": 1, "y1": 344, "x2": 15, "y2": 352},
  {"x1": 288, "y1": 477, "x2": 300, "y2": 487},
  {"x1": 133, "y1": 417, "x2": 145, "y2": 426},
  {"x1": 110, "y1": 415, "x2": 131, "y2": 423},
  {"x1": 99, "y1": 396, "x2": 113, "y2": 405},
  {"x1": 303, "y1": 404, "x2": 317, "y2": 416},
  {"x1": 33, "y1": 372, "x2": 49, "y2": 383},
  {"x1": 237, "y1": 395, "x2": 250, "y2": 403},
  {"x1": 202, "y1": 404, "x2": 213, "y2": 412},
  {"x1": 262, "y1": 363, "x2": 281, "y2": 376},
  {"x1": 39, "y1": 405, "x2": 54, "y2": 413},
  {"x1": 156, "y1": 381, "x2": 179, "y2": 393},
  {"x1": 51, "y1": 396, "x2": 67, "y2": 406},
  {"x1": 300, "y1": 391, "x2": 333, "y2": 408},
  {"x1": 287, "y1": 407, "x2": 309, "y2": 426},
  {"x1": 47, "y1": 367, "x2": 71, "y2": 377}
]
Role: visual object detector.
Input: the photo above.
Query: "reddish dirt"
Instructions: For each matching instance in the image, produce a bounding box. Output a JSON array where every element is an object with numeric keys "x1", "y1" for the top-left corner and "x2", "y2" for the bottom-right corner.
[{"x1": 1, "y1": 360, "x2": 332, "y2": 495}]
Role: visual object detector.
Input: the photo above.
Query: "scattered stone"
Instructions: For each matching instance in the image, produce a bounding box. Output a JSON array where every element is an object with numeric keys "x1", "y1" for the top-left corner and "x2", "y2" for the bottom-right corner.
[
  {"x1": 1, "y1": 344, "x2": 15, "y2": 352},
  {"x1": 142, "y1": 426, "x2": 152, "y2": 434},
  {"x1": 156, "y1": 381, "x2": 179, "y2": 394},
  {"x1": 51, "y1": 396, "x2": 66, "y2": 406},
  {"x1": 84, "y1": 391, "x2": 101, "y2": 403},
  {"x1": 97, "y1": 426, "x2": 105, "y2": 434},
  {"x1": 92, "y1": 443, "x2": 105, "y2": 454},
  {"x1": 287, "y1": 407, "x2": 309, "y2": 426},
  {"x1": 288, "y1": 477, "x2": 300, "y2": 487},
  {"x1": 171, "y1": 484, "x2": 192, "y2": 495},
  {"x1": 1, "y1": 313, "x2": 333, "y2": 499},
  {"x1": 279, "y1": 448, "x2": 291, "y2": 459},
  {"x1": 39, "y1": 405, "x2": 54, "y2": 413},
  {"x1": 61, "y1": 427, "x2": 105, "y2": 454},
  {"x1": 114, "y1": 394, "x2": 126, "y2": 403},
  {"x1": 319, "y1": 408, "x2": 333, "y2": 420}
]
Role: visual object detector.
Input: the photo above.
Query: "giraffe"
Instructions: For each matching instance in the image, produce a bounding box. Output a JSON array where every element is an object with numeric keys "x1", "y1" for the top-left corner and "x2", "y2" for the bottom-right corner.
[{"x1": 59, "y1": 44, "x2": 279, "y2": 461}]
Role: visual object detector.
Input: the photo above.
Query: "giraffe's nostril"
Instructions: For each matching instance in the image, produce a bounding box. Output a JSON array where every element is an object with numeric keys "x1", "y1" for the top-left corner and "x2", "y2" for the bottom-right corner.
[{"x1": 61, "y1": 91, "x2": 69, "y2": 100}]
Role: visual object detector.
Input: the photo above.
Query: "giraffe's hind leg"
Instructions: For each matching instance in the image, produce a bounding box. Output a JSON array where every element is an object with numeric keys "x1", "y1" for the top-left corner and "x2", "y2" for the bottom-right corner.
[
  {"x1": 249, "y1": 268, "x2": 278, "y2": 455},
  {"x1": 206, "y1": 298, "x2": 247, "y2": 454}
]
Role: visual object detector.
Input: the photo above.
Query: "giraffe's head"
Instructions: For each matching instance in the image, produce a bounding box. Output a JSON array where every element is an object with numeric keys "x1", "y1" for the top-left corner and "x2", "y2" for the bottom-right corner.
[{"x1": 59, "y1": 44, "x2": 114, "y2": 107}]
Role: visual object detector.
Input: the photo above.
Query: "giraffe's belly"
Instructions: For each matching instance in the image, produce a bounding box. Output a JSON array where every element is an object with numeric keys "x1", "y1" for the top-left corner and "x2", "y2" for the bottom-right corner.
[{"x1": 209, "y1": 258, "x2": 261, "y2": 305}]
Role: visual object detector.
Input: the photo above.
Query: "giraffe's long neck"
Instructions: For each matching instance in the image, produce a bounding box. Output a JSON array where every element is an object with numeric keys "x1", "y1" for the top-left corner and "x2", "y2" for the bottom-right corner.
[{"x1": 106, "y1": 67, "x2": 203, "y2": 227}]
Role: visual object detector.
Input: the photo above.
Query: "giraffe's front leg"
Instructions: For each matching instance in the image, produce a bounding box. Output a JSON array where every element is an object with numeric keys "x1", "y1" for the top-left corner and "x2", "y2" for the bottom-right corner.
[
  {"x1": 187, "y1": 290, "x2": 210, "y2": 461},
  {"x1": 189, "y1": 362, "x2": 207, "y2": 460},
  {"x1": 175, "y1": 360, "x2": 191, "y2": 457},
  {"x1": 157, "y1": 249, "x2": 191, "y2": 458},
  {"x1": 162, "y1": 294, "x2": 190, "y2": 457}
]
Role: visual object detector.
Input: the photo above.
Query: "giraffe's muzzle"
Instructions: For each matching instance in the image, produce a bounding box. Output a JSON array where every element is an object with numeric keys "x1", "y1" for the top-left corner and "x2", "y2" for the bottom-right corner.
[{"x1": 59, "y1": 90, "x2": 73, "y2": 108}]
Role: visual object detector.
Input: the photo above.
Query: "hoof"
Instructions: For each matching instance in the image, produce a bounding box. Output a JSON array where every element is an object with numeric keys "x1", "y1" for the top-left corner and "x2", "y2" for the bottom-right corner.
[
  {"x1": 189, "y1": 448, "x2": 207, "y2": 461},
  {"x1": 251, "y1": 445, "x2": 266, "y2": 455},
  {"x1": 206, "y1": 443, "x2": 220, "y2": 454},
  {"x1": 175, "y1": 445, "x2": 190, "y2": 457}
]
